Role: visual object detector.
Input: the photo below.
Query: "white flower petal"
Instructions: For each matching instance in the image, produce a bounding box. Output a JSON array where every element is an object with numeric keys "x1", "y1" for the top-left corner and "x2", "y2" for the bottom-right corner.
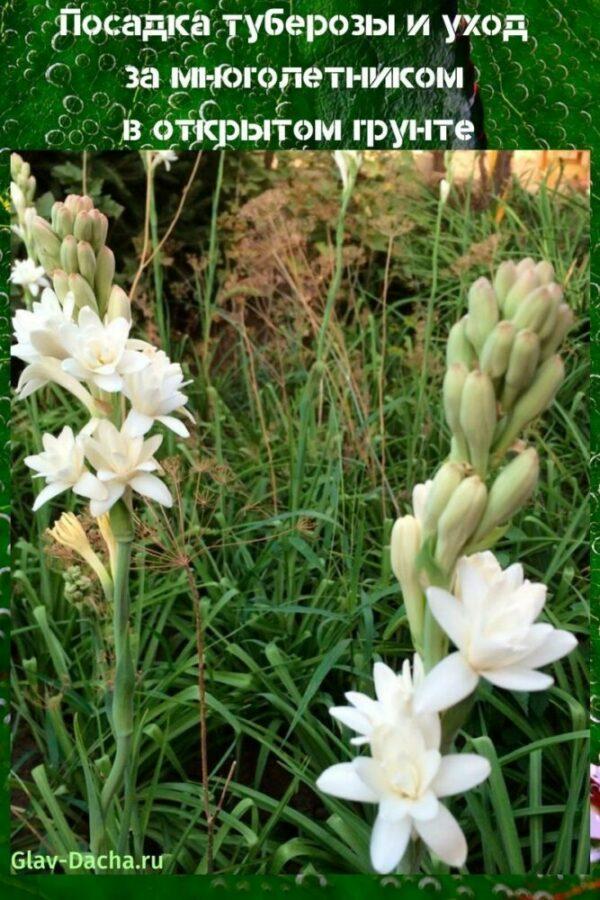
[
  {"x1": 129, "y1": 474, "x2": 173, "y2": 507},
  {"x1": 73, "y1": 471, "x2": 108, "y2": 501},
  {"x1": 373, "y1": 661, "x2": 399, "y2": 703},
  {"x1": 426, "y1": 587, "x2": 468, "y2": 650},
  {"x1": 415, "y1": 803, "x2": 467, "y2": 868},
  {"x1": 432, "y1": 754, "x2": 491, "y2": 798},
  {"x1": 316, "y1": 763, "x2": 379, "y2": 803},
  {"x1": 517, "y1": 628, "x2": 577, "y2": 669},
  {"x1": 414, "y1": 653, "x2": 479, "y2": 714},
  {"x1": 124, "y1": 409, "x2": 154, "y2": 437},
  {"x1": 482, "y1": 666, "x2": 554, "y2": 692},
  {"x1": 157, "y1": 414, "x2": 190, "y2": 437},
  {"x1": 33, "y1": 481, "x2": 69, "y2": 511},
  {"x1": 370, "y1": 813, "x2": 412, "y2": 874},
  {"x1": 329, "y1": 706, "x2": 371, "y2": 736}
]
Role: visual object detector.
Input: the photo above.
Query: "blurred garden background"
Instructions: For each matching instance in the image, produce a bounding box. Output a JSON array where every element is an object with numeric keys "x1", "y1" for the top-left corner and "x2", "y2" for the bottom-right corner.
[{"x1": 11, "y1": 150, "x2": 590, "y2": 874}]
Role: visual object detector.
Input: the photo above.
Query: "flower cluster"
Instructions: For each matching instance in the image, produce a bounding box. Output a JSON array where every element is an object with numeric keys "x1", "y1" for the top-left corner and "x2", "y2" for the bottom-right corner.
[
  {"x1": 10, "y1": 153, "x2": 193, "y2": 519},
  {"x1": 318, "y1": 656, "x2": 491, "y2": 872},
  {"x1": 317, "y1": 259, "x2": 578, "y2": 873}
]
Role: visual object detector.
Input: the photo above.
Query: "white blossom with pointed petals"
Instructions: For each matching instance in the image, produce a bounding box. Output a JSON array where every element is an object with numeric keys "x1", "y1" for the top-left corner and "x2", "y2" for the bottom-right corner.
[
  {"x1": 153, "y1": 150, "x2": 178, "y2": 171},
  {"x1": 83, "y1": 420, "x2": 173, "y2": 515},
  {"x1": 60, "y1": 306, "x2": 148, "y2": 392},
  {"x1": 10, "y1": 258, "x2": 49, "y2": 297},
  {"x1": 330, "y1": 655, "x2": 440, "y2": 750},
  {"x1": 317, "y1": 720, "x2": 490, "y2": 873},
  {"x1": 122, "y1": 349, "x2": 193, "y2": 438},
  {"x1": 333, "y1": 150, "x2": 363, "y2": 192},
  {"x1": 12, "y1": 287, "x2": 74, "y2": 364},
  {"x1": 24, "y1": 426, "x2": 107, "y2": 511},
  {"x1": 16, "y1": 356, "x2": 99, "y2": 414},
  {"x1": 414, "y1": 552, "x2": 578, "y2": 714}
]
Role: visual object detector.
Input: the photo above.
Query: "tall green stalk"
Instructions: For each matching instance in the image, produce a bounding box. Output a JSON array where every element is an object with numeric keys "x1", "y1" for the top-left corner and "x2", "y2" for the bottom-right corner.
[{"x1": 100, "y1": 500, "x2": 135, "y2": 849}]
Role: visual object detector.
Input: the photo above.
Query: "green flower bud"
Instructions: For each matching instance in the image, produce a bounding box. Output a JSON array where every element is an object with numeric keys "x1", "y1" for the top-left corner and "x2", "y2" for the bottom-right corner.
[
  {"x1": 10, "y1": 152, "x2": 24, "y2": 180},
  {"x1": 535, "y1": 260, "x2": 555, "y2": 284},
  {"x1": 501, "y1": 329, "x2": 541, "y2": 410},
  {"x1": 472, "y1": 447, "x2": 539, "y2": 542},
  {"x1": 494, "y1": 261, "x2": 518, "y2": 309},
  {"x1": 73, "y1": 210, "x2": 93, "y2": 243},
  {"x1": 434, "y1": 476, "x2": 487, "y2": 573},
  {"x1": 89, "y1": 209, "x2": 109, "y2": 253},
  {"x1": 516, "y1": 257, "x2": 536, "y2": 274},
  {"x1": 537, "y1": 284, "x2": 563, "y2": 342},
  {"x1": 52, "y1": 270, "x2": 70, "y2": 304},
  {"x1": 541, "y1": 303, "x2": 575, "y2": 360},
  {"x1": 95, "y1": 246, "x2": 116, "y2": 313},
  {"x1": 459, "y1": 370, "x2": 497, "y2": 477},
  {"x1": 60, "y1": 233, "x2": 79, "y2": 274},
  {"x1": 422, "y1": 462, "x2": 466, "y2": 535},
  {"x1": 77, "y1": 240, "x2": 97, "y2": 286},
  {"x1": 64, "y1": 194, "x2": 94, "y2": 216},
  {"x1": 511, "y1": 285, "x2": 553, "y2": 333},
  {"x1": 107, "y1": 285, "x2": 131, "y2": 323},
  {"x1": 503, "y1": 269, "x2": 539, "y2": 319},
  {"x1": 494, "y1": 355, "x2": 565, "y2": 456},
  {"x1": 68, "y1": 273, "x2": 99, "y2": 314},
  {"x1": 443, "y1": 363, "x2": 469, "y2": 459},
  {"x1": 390, "y1": 515, "x2": 424, "y2": 648},
  {"x1": 480, "y1": 320, "x2": 516, "y2": 379},
  {"x1": 446, "y1": 317, "x2": 475, "y2": 368},
  {"x1": 32, "y1": 217, "x2": 61, "y2": 273},
  {"x1": 466, "y1": 277, "x2": 499, "y2": 353}
]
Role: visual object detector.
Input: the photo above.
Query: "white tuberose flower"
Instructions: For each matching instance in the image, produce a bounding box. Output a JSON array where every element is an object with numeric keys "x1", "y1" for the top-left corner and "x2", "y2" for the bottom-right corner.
[
  {"x1": 10, "y1": 258, "x2": 49, "y2": 297},
  {"x1": 60, "y1": 306, "x2": 148, "y2": 392},
  {"x1": 12, "y1": 287, "x2": 74, "y2": 364},
  {"x1": 24, "y1": 426, "x2": 106, "y2": 511},
  {"x1": 152, "y1": 150, "x2": 178, "y2": 171},
  {"x1": 330, "y1": 655, "x2": 439, "y2": 750},
  {"x1": 317, "y1": 720, "x2": 490, "y2": 873},
  {"x1": 122, "y1": 349, "x2": 193, "y2": 438},
  {"x1": 83, "y1": 420, "x2": 173, "y2": 516},
  {"x1": 415, "y1": 552, "x2": 578, "y2": 714}
]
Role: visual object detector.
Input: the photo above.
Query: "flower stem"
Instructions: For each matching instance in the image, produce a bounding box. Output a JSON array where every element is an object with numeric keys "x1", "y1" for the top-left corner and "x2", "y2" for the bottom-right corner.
[{"x1": 100, "y1": 501, "x2": 135, "y2": 845}]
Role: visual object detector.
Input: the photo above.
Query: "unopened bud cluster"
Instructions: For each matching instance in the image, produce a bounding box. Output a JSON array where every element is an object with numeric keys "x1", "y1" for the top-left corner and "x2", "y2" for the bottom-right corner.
[{"x1": 392, "y1": 259, "x2": 574, "y2": 651}]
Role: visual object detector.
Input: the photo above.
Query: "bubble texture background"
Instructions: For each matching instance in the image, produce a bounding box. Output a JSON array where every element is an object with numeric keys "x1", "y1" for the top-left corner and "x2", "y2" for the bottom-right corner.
[
  {"x1": 1, "y1": 0, "x2": 595, "y2": 150},
  {"x1": 0, "y1": 0, "x2": 597, "y2": 894}
]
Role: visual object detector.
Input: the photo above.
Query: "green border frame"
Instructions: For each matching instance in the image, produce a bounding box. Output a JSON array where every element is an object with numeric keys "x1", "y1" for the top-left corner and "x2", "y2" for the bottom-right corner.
[{"x1": 1, "y1": 0, "x2": 598, "y2": 895}]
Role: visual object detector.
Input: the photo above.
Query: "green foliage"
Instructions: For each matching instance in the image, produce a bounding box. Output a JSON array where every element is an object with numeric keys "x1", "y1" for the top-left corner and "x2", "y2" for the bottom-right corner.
[{"x1": 11, "y1": 152, "x2": 589, "y2": 875}]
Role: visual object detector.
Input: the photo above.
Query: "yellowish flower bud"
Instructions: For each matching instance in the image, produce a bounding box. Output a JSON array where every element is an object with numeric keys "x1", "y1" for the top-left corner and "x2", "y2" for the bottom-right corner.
[
  {"x1": 516, "y1": 257, "x2": 536, "y2": 273},
  {"x1": 466, "y1": 277, "x2": 499, "y2": 353},
  {"x1": 60, "y1": 233, "x2": 79, "y2": 274},
  {"x1": 107, "y1": 285, "x2": 131, "y2": 323},
  {"x1": 95, "y1": 247, "x2": 116, "y2": 313},
  {"x1": 422, "y1": 462, "x2": 466, "y2": 535},
  {"x1": 434, "y1": 476, "x2": 487, "y2": 573},
  {"x1": 97, "y1": 513, "x2": 118, "y2": 575},
  {"x1": 537, "y1": 284, "x2": 563, "y2": 342},
  {"x1": 494, "y1": 355, "x2": 565, "y2": 456},
  {"x1": 535, "y1": 260, "x2": 555, "y2": 284},
  {"x1": 472, "y1": 447, "x2": 539, "y2": 542},
  {"x1": 47, "y1": 513, "x2": 112, "y2": 596},
  {"x1": 494, "y1": 261, "x2": 518, "y2": 309},
  {"x1": 501, "y1": 329, "x2": 541, "y2": 410},
  {"x1": 480, "y1": 320, "x2": 516, "y2": 379},
  {"x1": 390, "y1": 515, "x2": 425, "y2": 649},
  {"x1": 443, "y1": 363, "x2": 469, "y2": 459},
  {"x1": 446, "y1": 317, "x2": 475, "y2": 368},
  {"x1": 77, "y1": 240, "x2": 97, "y2": 287},
  {"x1": 459, "y1": 370, "x2": 497, "y2": 476},
  {"x1": 541, "y1": 303, "x2": 575, "y2": 360}
]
